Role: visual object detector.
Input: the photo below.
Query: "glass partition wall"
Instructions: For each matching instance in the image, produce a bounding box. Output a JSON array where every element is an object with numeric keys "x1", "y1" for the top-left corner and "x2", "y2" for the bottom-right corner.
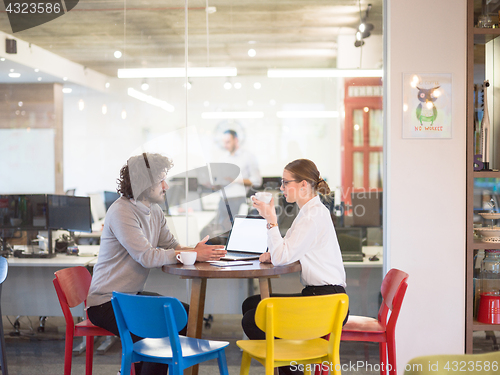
[{"x1": 0, "y1": 0, "x2": 384, "y2": 365}]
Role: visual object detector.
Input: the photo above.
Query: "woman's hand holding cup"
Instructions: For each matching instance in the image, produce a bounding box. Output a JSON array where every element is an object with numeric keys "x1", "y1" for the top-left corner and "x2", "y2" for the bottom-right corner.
[{"x1": 251, "y1": 192, "x2": 277, "y2": 223}]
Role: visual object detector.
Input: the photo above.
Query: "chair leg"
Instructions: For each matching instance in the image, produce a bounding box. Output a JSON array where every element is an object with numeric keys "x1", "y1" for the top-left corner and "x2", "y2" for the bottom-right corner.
[
  {"x1": 265, "y1": 358, "x2": 274, "y2": 375},
  {"x1": 0, "y1": 315, "x2": 8, "y2": 375},
  {"x1": 379, "y1": 342, "x2": 387, "y2": 375},
  {"x1": 64, "y1": 331, "x2": 74, "y2": 375},
  {"x1": 386, "y1": 336, "x2": 397, "y2": 375},
  {"x1": 240, "y1": 352, "x2": 252, "y2": 375},
  {"x1": 120, "y1": 357, "x2": 133, "y2": 375},
  {"x1": 85, "y1": 336, "x2": 95, "y2": 375},
  {"x1": 217, "y1": 350, "x2": 229, "y2": 375}
]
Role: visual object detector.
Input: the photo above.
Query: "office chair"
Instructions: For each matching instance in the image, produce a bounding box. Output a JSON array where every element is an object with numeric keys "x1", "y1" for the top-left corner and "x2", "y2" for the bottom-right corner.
[
  {"x1": 340, "y1": 268, "x2": 409, "y2": 375},
  {"x1": 111, "y1": 291, "x2": 230, "y2": 375},
  {"x1": 237, "y1": 294, "x2": 349, "y2": 375},
  {"x1": 0, "y1": 257, "x2": 8, "y2": 375},
  {"x1": 53, "y1": 267, "x2": 131, "y2": 375}
]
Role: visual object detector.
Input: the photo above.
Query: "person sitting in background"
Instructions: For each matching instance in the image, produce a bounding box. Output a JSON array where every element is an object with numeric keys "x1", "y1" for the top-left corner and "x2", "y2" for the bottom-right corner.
[
  {"x1": 241, "y1": 158, "x2": 348, "y2": 375},
  {"x1": 87, "y1": 152, "x2": 226, "y2": 375}
]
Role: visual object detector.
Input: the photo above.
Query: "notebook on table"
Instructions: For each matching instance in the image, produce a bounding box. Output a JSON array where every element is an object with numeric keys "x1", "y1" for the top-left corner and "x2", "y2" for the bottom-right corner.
[{"x1": 220, "y1": 215, "x2": 268, "y2": 261}]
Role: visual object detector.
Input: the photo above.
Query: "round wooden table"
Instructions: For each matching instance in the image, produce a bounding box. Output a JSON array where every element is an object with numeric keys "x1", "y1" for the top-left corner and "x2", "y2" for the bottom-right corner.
[{"x1": 162, "y1": 259, "x2": 301, "y2": 375}]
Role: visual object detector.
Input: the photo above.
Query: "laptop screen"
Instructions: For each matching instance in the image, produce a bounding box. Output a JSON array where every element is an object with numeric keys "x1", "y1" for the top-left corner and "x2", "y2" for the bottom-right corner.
[{"x1": 225, "y1": 216, "x2": 268, "y2": 253}]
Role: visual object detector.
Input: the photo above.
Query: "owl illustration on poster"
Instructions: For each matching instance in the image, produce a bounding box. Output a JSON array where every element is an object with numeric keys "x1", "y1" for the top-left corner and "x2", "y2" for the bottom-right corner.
[{"x1": 402, "y1": 73, "x2": 452, "y2": 138}]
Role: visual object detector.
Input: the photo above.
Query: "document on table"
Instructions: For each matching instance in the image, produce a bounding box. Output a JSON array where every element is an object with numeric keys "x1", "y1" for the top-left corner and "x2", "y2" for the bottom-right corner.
[{"x1": 209, "y1": 261, "x2": 252, "y2": 267}]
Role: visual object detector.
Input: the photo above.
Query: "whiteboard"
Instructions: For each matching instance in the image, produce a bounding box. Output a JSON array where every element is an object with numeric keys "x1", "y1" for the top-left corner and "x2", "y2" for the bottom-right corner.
[{"x1": 0, "y1": 129, "x2": 55, "y2": 194}]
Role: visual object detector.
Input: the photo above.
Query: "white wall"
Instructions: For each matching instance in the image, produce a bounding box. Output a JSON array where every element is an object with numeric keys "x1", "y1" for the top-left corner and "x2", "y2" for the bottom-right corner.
[{"x1": 386, "y1": 0, "x2": 466, "y2": 371}]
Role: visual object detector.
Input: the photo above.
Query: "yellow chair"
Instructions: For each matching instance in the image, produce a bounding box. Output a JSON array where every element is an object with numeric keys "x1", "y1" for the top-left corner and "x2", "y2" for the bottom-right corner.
[{"x1": 237, "y1": 294, "x2": 349, "y2": 375}]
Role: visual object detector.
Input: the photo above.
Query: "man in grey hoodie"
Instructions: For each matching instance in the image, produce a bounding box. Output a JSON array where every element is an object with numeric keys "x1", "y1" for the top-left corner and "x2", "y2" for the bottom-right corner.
[{"x1": 87, "y1": 153, "x2": 226, "y2": 375}]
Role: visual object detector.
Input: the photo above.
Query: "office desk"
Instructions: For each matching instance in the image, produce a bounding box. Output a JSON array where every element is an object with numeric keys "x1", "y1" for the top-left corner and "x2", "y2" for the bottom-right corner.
[
  {"x1": 3, "y1": 253, "x2": 97, "y2": 317},
  {"x1": 163, "y1": 260, "x2": 300, "y2": 375}
]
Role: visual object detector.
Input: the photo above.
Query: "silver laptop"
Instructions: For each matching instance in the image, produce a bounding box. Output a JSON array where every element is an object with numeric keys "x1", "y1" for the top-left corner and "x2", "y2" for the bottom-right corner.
[{"x1": 221, "y1": 215, "x2": 268, "y2": 261}]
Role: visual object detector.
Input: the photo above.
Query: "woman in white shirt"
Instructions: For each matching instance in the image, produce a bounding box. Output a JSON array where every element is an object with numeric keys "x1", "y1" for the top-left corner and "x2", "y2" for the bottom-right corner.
[{"x1": 241, "y1": 159, "x2": 348, "y2": 344}]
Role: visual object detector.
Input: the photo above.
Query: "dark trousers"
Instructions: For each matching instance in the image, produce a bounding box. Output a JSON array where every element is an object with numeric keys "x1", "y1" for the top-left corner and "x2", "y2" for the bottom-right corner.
[
  {"x1": 241, "y1": 285, "x2": 349, "y2": 375},
  {"x1": 87, "y1": 291, "x2": 189, "y2": 375}
]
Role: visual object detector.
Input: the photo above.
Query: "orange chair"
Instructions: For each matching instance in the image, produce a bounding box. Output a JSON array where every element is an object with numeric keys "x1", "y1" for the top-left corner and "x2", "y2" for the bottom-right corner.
[
  {"x1": 53, "y1": 266, "x2": 134, "y2": 375},
  {"x1": 340, "y1": 268, "x2": 409, "y2": 375}
]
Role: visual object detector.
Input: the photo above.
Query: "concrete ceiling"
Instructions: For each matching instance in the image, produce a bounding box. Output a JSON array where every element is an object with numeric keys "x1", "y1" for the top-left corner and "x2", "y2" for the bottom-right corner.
[{"x1": 0, "y1": 0, "x2": 383, "y2": 78}]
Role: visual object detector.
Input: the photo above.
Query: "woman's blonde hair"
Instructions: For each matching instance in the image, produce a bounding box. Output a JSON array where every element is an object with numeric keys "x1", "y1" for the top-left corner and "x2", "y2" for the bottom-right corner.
[{"x1": 284, "y1": 159, "x2": 330, "y2": 195}]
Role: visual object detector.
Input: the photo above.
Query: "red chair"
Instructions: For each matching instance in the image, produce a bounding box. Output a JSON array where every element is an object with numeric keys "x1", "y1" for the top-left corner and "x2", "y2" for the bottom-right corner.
[
  {"x1": 53, "y1": 266, "x2": 135, "y2": 375},
  {"x1": 314, "y1": 268, "x2": 408, "y2": 375},
  {"x1": 341, "y1": 268, "x2": 409, "y2": 375}
]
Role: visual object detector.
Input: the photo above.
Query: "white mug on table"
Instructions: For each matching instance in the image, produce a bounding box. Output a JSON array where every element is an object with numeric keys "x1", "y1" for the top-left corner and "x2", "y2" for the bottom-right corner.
[{"x1": 176, "y1": 251, "x2": 197, "y2": 265}]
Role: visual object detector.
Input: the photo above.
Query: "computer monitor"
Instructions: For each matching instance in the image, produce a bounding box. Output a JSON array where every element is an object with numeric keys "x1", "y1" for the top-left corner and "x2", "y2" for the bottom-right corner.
[
  {"x1": 47, "y1": 195, "x2": 92, "y2": 233},
  {"x1": 351, "y1": 191, "x2": 382, "y2": 227},
  {"x1": 104, "y1": 191, "x2": 120, "y2": 211},
  {"x1": 261, "y1": 177, "x2": 281, "y2": 190},
  {"x1": 0, "y1": 194, "x2": 92, "y2": 256},
  {"x1": 335, "y1": 227, "x2": 363, "y2": 262},
  {"x1": 0, "y1": 194, "x2": 48, "y2": 230}
]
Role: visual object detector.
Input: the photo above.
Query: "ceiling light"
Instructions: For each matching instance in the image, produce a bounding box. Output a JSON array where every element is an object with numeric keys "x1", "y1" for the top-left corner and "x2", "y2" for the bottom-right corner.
[
  {"x1": 184, "y1": 81, "x2": 192, "y2": 90},
  {"x1": 248, "y1": 49, "x2": 256, "y2": 57},
  {"x1": 0, "y1": 58, "x2": 5, "y2": 61},
  {"x1": 8, "y1": 72, "x2": 20, "y2": 78},
  {"x1": 234, "y1": 82, "x2": 242, "y2": 89},
  {"x1": 102, "y1": 104, "x2": 107, "y2": 115},
  {"x1": 121, "y1": 110, "x2": 127, "y2": 120},
  {"x1": 267, "y1": 69, "x2": 383, "y2": 78},
  {"x1": 62, "y1": 88, "x2": 72, "y2": 94},
  {"x1": 201, "y1": 111, "x2": 264, "y2": 119},
  {"x1": 63, "y1": 77, "x2": 68, "y2": 81},
  {"x1": 141, "y1": 82, "x2": 150, "y2": 91},
  {"x1": 105, "y1": 82, "x2": 110, "y2": 89},
  {"x1": 117, "y1": 67, "x2": 237, "y2": 78},
  {"x1": 37, "y1": 77, "x2": 42, "y2": 81},
  {"x1": 253, "y1": 82, "x2": 261, "y2": 89},
  {"x1": 18, "y1": 101, "x2": 23, "y2": 107},
  {"x1": 127, "y1": 88, "x2": 175, "y2": 112},
  {"x1": 206, "y1": 6, "x2": 216, "y2": 13},
  {"x1": 276, "y1": 111, "x2": 339, "y2": 119},
  {"x1": 224, "y1": 82, "x2": 232, "y2": 90},
  {"x1": 354, "y1": 2, "x2": 374, "y2": 47},
  {"x1": 78, "y1": 99, "x2": 85, "y2": 111},
  {"x1": 114, "y1": 50, "x2": 122, "y2": 59},
  {"x1": 34, "y1": 68, "x2": 39, "y2": 72},
  {"x1": 358, "y1": 22, "x2": 374, "y2": 38}
]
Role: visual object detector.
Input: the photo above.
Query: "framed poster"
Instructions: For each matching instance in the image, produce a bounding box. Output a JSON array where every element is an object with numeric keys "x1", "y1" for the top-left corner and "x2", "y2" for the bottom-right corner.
[{"x1": 402, "y1": 73, "x2": 452, "y2": 138}]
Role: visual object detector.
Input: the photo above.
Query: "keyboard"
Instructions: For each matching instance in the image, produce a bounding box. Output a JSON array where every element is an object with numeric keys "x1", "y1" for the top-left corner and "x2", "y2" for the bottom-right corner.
[
  {"x1": 341, "y1": 253, "x2": 364, "y2": 262},
  {"x1": 221, "y1": 252, "x2": 261, "y2": 261}
]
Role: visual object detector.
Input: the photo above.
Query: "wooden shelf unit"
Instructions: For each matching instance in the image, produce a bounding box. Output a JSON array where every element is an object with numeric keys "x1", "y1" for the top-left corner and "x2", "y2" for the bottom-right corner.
[{"x1": 466, "y1": 0, "x2": 500, "y2": 353}]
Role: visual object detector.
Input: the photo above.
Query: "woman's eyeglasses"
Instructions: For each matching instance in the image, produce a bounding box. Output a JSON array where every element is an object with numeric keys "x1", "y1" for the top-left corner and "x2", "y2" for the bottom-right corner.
[{"x1": 281, "y1": 179, "x2": 299, "y2": 186}]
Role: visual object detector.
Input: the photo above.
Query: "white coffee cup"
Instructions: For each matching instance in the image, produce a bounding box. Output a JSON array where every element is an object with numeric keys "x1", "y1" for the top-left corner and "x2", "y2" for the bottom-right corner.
[
  {"x1": 255, "y1": 192, "x2": 272, "y2": 204},
  {"x1": 176, "y1": 251, "x2": 197, "y2": 265}
]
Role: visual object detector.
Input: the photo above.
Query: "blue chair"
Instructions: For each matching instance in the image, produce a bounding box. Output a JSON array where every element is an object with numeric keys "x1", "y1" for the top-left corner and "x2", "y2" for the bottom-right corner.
[
  {"x1": 0, "y1": 257, "x2": 8, "y2": 375},
  {"x1": 111, "y1": 291, "x2": 230, "y2": 375}
]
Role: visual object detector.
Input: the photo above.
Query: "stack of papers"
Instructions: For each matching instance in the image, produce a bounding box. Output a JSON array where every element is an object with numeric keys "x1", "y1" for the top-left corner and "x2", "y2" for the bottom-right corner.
[{"x1": 209, "y1": 261, "x2": 252, "y2": 267}]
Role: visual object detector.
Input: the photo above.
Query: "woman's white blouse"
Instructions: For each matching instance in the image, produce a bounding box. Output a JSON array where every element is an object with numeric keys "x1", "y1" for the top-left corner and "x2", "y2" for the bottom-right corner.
[{"x1": 267, "y1": 195, "x2": 346, "y2": 287}]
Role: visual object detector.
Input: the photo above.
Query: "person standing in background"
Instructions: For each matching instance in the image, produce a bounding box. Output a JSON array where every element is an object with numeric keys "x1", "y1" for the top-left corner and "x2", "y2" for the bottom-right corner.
[{"x1": 202, "y1": 129, "x2": 262, "y2": 241}]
